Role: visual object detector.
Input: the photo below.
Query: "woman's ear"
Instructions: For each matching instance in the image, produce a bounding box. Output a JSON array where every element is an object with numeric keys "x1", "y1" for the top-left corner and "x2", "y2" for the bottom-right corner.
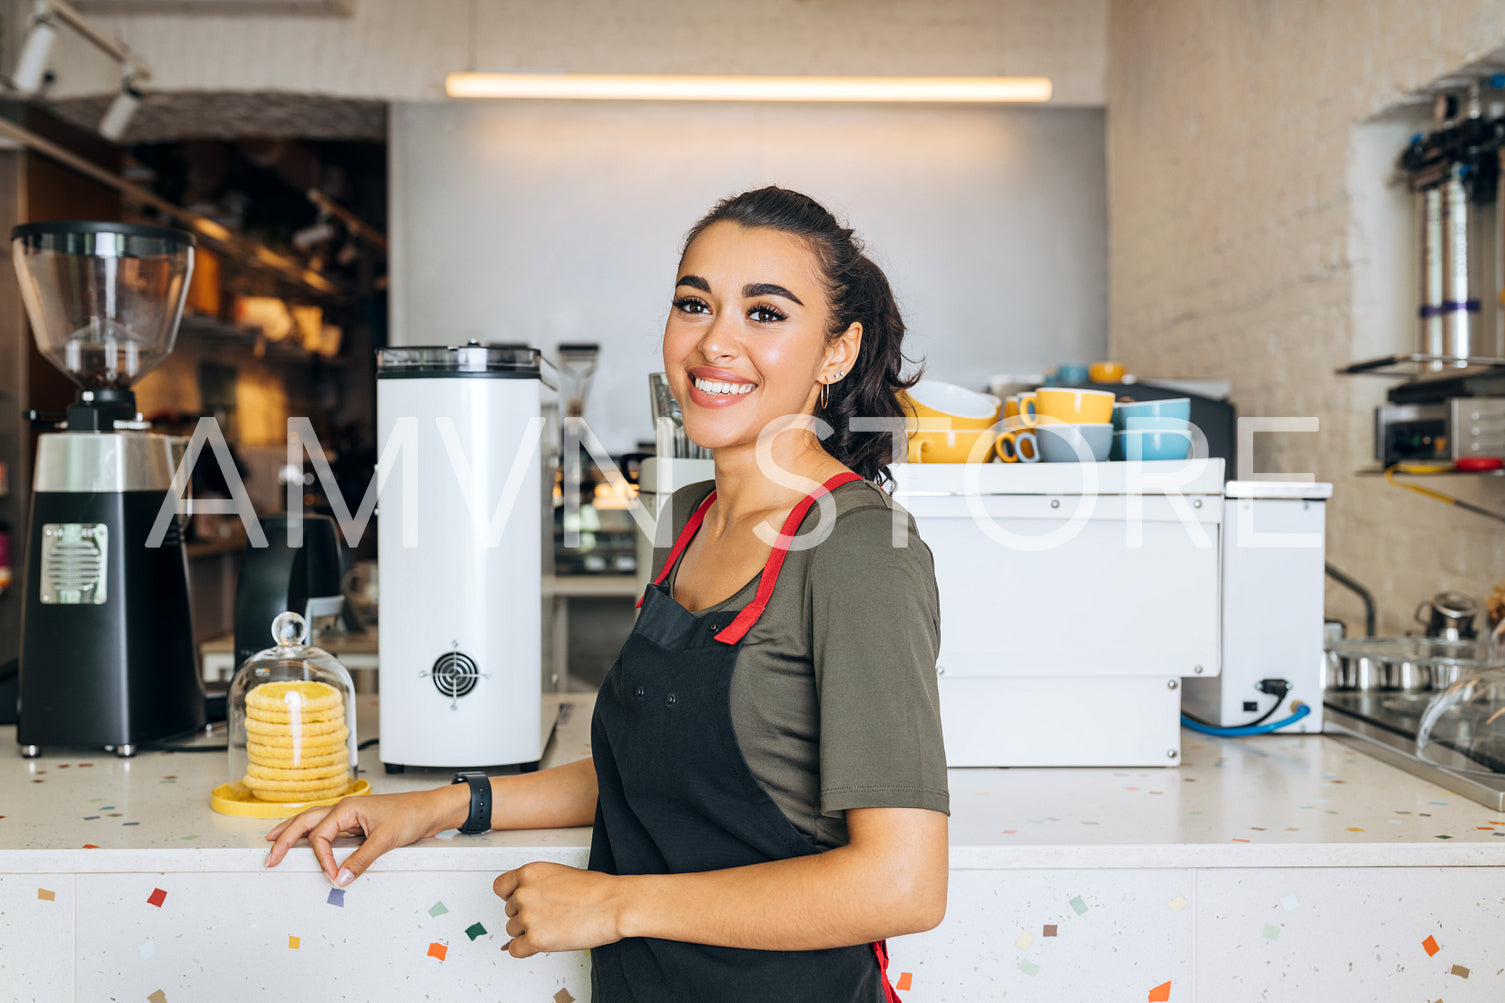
[{"x1": 823, "y1": 322, "x2": 863, "y2": 383}]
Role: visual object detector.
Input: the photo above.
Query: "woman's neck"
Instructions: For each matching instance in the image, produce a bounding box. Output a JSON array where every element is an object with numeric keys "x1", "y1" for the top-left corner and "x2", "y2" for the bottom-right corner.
[{"x1": 707, "y1": 428, "x2": 845, "y2": 528}]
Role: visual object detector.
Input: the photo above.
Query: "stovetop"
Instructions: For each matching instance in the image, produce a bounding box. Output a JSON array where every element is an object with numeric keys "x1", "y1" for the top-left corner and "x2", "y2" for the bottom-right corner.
[{"x1": 1324, "y1": 690, "x2": 1505, "y2": 810}]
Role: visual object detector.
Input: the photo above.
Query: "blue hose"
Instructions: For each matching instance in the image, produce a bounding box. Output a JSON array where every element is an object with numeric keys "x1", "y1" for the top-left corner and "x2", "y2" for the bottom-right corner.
[{"x1": 1180, "y1": 701, "x2": 1312, "y2": 737}]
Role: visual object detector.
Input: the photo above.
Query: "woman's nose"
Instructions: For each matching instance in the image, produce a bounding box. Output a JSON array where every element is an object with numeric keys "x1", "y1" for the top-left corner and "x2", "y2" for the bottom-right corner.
[{"x1": 698, "y1": 313, "x2": 739, "y2": 361}]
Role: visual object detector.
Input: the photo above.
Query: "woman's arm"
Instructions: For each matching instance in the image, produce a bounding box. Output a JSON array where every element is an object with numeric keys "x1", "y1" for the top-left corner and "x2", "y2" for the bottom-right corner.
[
  {"x1": 495, "y1": 805, "x2": 947, "y2": 957},
  {"x1": 266, "y1": 756, "x2": 597, "y2": 885}
]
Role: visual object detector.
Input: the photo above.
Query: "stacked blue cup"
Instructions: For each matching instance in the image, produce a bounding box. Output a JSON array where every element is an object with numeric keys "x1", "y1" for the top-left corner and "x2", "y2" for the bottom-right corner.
[{"x1": 1111, "y1": 398, "x2": 1192, "y2": 460}]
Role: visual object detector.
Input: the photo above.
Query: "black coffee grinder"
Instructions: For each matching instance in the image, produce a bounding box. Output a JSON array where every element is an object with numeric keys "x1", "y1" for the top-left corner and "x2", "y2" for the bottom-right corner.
[{"x1": 14, "y1": 221, "x2": 204, "y2": 757}]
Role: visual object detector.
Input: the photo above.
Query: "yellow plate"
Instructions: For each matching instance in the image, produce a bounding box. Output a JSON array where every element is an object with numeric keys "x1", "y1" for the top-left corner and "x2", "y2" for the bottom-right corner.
[{"x1": 209, "y1": 778, "x2": 370, "y2": 818}]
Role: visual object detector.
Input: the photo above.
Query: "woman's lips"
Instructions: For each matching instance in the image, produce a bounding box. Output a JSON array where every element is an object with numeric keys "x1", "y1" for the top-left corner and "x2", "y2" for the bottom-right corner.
[{"x1": 686, "y1": 372, "x2": 756, "y2": 408}]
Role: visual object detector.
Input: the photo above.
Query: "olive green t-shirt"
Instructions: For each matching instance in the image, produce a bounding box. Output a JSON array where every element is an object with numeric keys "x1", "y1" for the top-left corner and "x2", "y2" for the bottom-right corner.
[{"x1": 652, "y1": 477, "x2": 949, "y2": 850}]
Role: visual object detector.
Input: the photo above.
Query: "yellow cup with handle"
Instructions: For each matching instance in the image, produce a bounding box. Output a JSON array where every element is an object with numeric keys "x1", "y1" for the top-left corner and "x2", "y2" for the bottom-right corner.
[
  {"x1": 992, "y1": 427, "x2": 1040, "y2": 463},
  {"x1": 900, "y1": 380, "x2": 1001, "y2": 463},
  {"x1": 1017, "y1": 387, "x2": 1116, "y2": 427}
]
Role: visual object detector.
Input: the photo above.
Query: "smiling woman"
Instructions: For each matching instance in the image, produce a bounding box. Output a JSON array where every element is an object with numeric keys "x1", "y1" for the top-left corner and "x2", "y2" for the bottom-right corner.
[{"x1": 266, "y1": 187, "x2": 948, "y2": 1003}]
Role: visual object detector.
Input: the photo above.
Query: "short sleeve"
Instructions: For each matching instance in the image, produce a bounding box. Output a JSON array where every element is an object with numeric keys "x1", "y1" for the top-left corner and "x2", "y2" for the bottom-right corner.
[{"x1": 809, "y1": 501, "x2": 949, "y2": 817}]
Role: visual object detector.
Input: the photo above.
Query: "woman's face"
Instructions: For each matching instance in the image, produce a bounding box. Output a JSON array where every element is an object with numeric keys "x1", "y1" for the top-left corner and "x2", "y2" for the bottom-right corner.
[{"x1": 663, "y1": 221, "x2": 847, "y2": 453}]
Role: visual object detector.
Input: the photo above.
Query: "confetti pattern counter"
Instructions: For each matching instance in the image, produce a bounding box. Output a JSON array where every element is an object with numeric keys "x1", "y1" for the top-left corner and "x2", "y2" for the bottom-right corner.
[{"x1": 4, "y1": 694, "x2": 1505, "y2": 1002}]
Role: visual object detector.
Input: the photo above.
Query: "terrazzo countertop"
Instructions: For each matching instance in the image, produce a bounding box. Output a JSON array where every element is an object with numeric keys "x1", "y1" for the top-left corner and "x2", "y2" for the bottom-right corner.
[
  {"x1": 0, "y1": 694, "x2": 594, "y2": 874},
  {"x1": 4, "y1": 695, "x2": 1505, "y2": 872}
]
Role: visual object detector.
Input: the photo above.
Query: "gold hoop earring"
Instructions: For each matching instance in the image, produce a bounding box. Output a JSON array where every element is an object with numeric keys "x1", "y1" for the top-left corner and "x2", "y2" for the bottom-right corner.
[{"x1": 820, "y1": 381, "x2": 829, "y2": 410}]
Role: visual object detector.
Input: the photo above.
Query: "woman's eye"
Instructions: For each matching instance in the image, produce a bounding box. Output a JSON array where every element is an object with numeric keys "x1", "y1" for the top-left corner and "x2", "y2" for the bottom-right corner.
[
  {"x1": 748, "y1": 304, "x2": 787, "y2": 324},
  {"x1": 672, "y1": 296, "x2": 710, "y2": 315}
]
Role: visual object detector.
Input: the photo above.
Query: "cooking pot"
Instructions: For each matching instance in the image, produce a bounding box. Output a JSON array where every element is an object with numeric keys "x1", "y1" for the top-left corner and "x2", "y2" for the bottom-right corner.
[{"x1": 1325, "y1": 635, "x2": 1499, "y2": 692}]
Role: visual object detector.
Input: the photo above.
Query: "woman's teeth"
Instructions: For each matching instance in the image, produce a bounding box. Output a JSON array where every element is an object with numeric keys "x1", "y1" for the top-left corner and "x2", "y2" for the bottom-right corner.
[{"x1": 693, "y1": 377, "x2": 754, "y2": 396}]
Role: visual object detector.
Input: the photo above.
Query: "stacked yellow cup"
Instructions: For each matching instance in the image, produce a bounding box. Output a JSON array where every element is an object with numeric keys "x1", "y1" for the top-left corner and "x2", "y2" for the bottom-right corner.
[
  {"x1": 1004, "y1": 387, "x2": 1116, "y2": 463},
  {"x1": 900, "y1": 380, "x2": 1002, "y2": 463}
]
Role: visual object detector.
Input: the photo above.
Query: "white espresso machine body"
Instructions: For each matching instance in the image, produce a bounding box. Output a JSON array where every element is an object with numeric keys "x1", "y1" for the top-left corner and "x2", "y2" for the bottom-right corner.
[
  {"x1": 376, "y1": 344, "x2": 551, "y2": 770},
  {"x1": 891, "y1": 460, "x2": 1227, "y2": 767},
  {"x1": 1182, "y1": 481, "x2": 1331, "y2": 733}
]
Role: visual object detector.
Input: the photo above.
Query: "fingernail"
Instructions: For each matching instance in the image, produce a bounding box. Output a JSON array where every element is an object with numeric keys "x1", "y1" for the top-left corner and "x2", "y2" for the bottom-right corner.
[
  {"x1": 336, "y1": 868, "x2": 354, "y2": 887},
  {"x1": 264, "y1": 850, "x2": 272, "y2": 867}
]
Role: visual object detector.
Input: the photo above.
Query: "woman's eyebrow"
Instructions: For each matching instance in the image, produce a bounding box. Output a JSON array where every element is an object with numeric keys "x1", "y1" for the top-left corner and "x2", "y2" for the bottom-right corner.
[
  {"x1": 743, "y1": 282, "x2": 804, "y2": 306},
  {"x1": 676, "y1": 274, "x2": 711, "y2": 292}
]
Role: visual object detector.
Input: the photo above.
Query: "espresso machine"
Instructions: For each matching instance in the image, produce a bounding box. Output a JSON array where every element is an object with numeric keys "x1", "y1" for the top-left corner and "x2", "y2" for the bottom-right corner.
[{"x1": 13, "y1": 221, "x2": 204, "y2": 757}]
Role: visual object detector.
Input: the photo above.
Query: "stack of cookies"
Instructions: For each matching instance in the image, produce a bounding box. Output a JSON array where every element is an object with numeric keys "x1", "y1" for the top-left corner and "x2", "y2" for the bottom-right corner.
[{"x1": 242, "y1": 680, "x2": 351, "y2": 803}]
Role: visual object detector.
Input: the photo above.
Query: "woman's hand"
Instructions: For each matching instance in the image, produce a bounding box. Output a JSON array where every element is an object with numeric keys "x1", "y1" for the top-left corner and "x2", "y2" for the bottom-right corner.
[
  {"x1": 494, "y1": 862, "x2": 627, "y2": 958},
  {"x1": 265, "y1": 787, "x2": 463, "y2": 886}
]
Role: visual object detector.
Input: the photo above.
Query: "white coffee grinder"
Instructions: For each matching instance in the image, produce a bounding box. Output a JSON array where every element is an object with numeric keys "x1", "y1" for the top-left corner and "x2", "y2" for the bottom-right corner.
[
  {"x1": 13, "y1": 221, "x2": 203, "y2": 757},
  {"x1": 375, "y1": 343, "x2": 555, "y2": 771}
]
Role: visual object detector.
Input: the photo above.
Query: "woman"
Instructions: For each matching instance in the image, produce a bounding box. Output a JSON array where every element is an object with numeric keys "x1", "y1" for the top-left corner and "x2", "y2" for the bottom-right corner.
[{"x1": 266, "y1": 186, "x2": 949, "y2": 1002}]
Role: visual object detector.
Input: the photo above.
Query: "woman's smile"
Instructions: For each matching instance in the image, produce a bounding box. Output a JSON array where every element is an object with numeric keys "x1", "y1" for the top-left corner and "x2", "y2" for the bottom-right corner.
[{"x1": 687, "y1": 366, "x2": 759, "y2": 407}]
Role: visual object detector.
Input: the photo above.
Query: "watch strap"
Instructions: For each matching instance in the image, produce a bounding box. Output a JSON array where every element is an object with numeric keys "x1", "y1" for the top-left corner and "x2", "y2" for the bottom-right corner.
[{"x1": 451, "y1": 771, "x2": 492, "y2": 835}]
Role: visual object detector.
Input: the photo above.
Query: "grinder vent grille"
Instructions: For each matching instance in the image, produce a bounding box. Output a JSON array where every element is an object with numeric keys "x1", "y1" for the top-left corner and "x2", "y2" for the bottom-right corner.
[
  {"x1": 428, "y1": 651, "x2": 479, "y2": 701},
  {"x1": 39, "y1": 523, "x2": 108, "y2": 605}
]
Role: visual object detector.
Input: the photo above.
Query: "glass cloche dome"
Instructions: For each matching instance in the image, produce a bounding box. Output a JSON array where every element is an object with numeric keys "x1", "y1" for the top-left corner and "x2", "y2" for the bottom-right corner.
[
  {"x1": 211, "y1": 612, "x2": 369, "y2": 816},
  {"x1": 1416, "y1": 665, "x2": 1505, "y2": 776}
]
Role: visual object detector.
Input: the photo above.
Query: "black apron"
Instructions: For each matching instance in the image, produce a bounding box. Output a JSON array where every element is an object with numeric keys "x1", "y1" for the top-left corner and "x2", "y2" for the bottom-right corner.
[{"x1": 589, "y1": 471, "x2": 902, "y2": 1003}]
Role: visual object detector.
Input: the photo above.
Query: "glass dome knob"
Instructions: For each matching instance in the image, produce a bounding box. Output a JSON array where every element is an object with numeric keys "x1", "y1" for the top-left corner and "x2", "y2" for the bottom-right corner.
[{"x1": 271, "y1": 611, "x2": 309, "y2": 648}]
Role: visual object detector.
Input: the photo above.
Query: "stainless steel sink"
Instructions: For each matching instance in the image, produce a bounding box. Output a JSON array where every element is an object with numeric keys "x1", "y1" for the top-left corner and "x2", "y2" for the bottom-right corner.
[{"x1": 1324, "y1": 690, "x2": 1505, "y2": 811}]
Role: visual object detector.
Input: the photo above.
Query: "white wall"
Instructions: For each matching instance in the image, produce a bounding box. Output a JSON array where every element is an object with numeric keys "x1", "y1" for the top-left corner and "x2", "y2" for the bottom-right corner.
[
  {"x1": 390, "y1": 100, "x2": 1108, "y2": 451},
  {"x1": 1106, "y1": 1, "x2": 1505, "y2": 633}
]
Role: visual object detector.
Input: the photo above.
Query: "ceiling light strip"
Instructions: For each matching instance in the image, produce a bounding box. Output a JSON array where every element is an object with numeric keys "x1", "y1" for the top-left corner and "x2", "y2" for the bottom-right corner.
[{"x1": 445, "y1": 73, "x2": 1052, "y2": 103}]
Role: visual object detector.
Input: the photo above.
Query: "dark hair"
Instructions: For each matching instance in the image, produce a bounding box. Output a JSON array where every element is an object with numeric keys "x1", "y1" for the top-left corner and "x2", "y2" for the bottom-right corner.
[{"x1": 682, "y1": 186, "x2": 922, "y2": 487}]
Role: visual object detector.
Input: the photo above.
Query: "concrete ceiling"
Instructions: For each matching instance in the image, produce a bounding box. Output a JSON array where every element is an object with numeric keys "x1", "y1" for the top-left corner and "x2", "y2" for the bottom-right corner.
[{"x1": 41, "y1": 90, "x2": 387, "y2": 144}]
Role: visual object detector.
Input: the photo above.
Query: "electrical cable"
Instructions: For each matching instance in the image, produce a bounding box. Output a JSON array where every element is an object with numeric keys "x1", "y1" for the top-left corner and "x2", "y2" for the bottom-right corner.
[
  {"x1": 1181, "y1": 701, "x2": 1311, "y2": 737},
  {"x1": 1180, "y1": 678, "x2": 1291, "y2": 731},
  {"x1": 135, "y1": 742, "x2": 227, "y2": 752}
]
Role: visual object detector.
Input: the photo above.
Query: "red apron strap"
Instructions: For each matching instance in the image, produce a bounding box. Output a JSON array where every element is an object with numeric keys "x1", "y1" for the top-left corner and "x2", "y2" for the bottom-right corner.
[
  {"x1": 872, "y1": 939, "x2": 903, "y2": 1002},
  {"x1": 636, "y1": 487, "x2": 718, "y2": 608},
  {"x1": 714, "y1": 471, "x2": 861, "y2": 644}
]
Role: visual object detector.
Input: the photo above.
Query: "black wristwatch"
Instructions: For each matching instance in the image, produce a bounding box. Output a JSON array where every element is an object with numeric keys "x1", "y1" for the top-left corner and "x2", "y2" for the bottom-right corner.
[{"x1": 451, "y1": 771, "x2": 492, "y2": 835}]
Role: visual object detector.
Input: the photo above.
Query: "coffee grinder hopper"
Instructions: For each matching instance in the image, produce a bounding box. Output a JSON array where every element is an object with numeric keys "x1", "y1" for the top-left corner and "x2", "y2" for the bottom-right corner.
[{"x1": 13, "y1": 221, "x2": 193, "y2": 428}]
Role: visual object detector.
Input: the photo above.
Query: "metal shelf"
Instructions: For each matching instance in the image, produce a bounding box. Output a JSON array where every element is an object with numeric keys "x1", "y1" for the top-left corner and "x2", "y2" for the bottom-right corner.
[
  {"x1": 1337, "y1": 353, "x2": 1505, "y2": 379},
  {"x1": 177, "y1": 314, "x2": 347, "y2": 367},
  {"x1": 1355, "y1": 465, "x2": 1505, "y2": 476}
]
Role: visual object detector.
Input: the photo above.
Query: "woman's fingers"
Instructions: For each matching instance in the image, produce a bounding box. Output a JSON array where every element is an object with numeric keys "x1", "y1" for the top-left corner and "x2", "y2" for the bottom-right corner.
[
  {"x1": 505, "y1": 936, "x2": 538, "y2": 959},
  {"x1": 491, "y1": 862, "x2": 623, "y2": 957},
  {"x1": 304, "y1": 806, "x2": 355, "y2": 882},
  {"x1": 325, "y1": 818, "x2": 405, "y2": 886},
  {"x1": 264, "y1": 806, "x2": 333, "y2": 867}
]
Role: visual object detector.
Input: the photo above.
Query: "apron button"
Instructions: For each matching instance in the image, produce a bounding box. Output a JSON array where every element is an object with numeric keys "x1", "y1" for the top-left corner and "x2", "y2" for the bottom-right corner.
[
  {"x1": 665, "y1": 692, "x2": 678, "y2": 706},
  {"x1": 634, "y1": 686, "x2": 645, "y2": 699}
]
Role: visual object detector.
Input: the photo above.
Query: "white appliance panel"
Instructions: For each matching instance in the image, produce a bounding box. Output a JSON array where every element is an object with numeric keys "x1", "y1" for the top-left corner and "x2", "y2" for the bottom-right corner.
[
  {"x1": 940, "y1": 675, "x2": 1183, "y2": 767},
  {"x1": 1183, "y1": 491, "x2": 1328, "y2": 732},
  {"x1": 377, "y1": 375, "x2": 547, "y2": 767},
  {"x1": 903, "y1": 495, "x2": 1222, "y2": 679}
]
